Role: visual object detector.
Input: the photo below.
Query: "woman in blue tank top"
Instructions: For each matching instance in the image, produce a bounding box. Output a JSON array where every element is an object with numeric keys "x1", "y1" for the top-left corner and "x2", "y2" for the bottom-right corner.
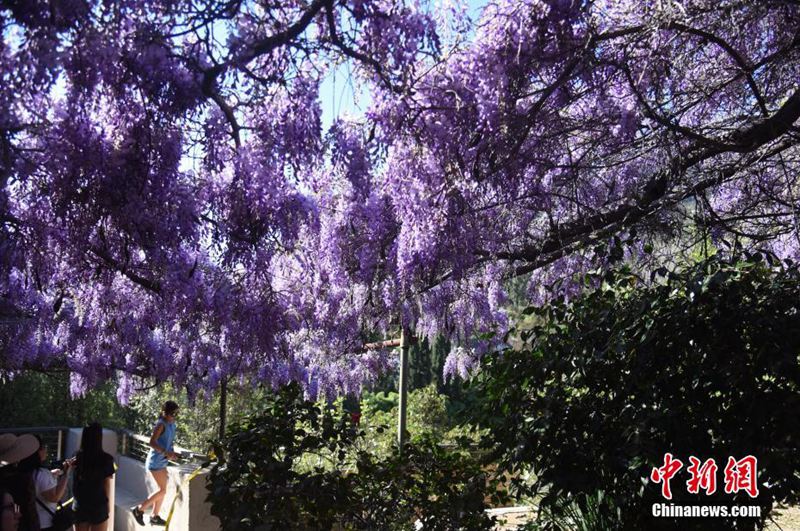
[{"x1": 131, "y1": 401, "x2": 179, "y2": 527}]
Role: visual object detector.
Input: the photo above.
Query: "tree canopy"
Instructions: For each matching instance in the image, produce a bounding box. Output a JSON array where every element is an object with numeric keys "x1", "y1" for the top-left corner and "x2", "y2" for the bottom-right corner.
[{"x1": 1, "y1": 0, "x2": 799, "y2": 398}]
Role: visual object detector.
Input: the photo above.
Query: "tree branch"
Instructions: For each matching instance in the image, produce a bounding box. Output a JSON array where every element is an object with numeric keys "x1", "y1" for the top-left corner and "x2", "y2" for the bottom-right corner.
[
  {"x1": 198, "y1": 0, "x2": 334, "y2": 147},
  {"x1": 324, "y1": 4, "x2": 402, "y2": 94},
  {"x1": 89, "y1": 247, "x2": 162, "y2": 294},
  {"x1": 490, "y1": 89, "x2": 800, "y2": 276},
  {"x1": 668, "y1": 22, "x2": 769, "y2": 117}
]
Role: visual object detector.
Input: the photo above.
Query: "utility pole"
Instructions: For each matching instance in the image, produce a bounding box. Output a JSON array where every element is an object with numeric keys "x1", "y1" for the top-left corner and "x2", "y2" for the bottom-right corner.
[
  {"x1": 364, "y1": 326, "x2": 416, "y2": 452},
  {"x1": 397, "y1": 325, "x2": 411, "y2": 451},
  {"x1": 219, "y1": 379, "x2": 228, "y2": 441}
]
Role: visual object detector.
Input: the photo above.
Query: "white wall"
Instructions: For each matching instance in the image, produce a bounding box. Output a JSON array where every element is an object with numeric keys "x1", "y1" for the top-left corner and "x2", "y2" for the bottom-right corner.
[{"x1": 113, "y1": 457, "x2": 220, "y2": 531}]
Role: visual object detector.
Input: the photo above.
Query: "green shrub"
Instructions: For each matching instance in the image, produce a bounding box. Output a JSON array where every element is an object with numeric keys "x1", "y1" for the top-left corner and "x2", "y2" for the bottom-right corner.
[
  {"x1": 521, "y1": 491, "x2": 621, "y2": 531},
  {"x1": 474, "y1": 255, "x2": 800, "y2": 530},
  {"x1": 206, "y1": 382, "x2": 497, "y2": 530},
  {"x1": 206, "y1": 383, "x2": 358, "y2": 529},
  {"x1": 344, "y1": 437, "x2": 498, "y2": 530},
  {"x1": 359, "y1": 384, "x2": 484, "y2": 458}
]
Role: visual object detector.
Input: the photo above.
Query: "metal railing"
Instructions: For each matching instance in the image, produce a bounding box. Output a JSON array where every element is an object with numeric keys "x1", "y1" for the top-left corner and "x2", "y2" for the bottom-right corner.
[
  {"x1": 0, "y1": 426, "x2": 203, "y2": 466},
  {"x1": 117, "y1": 429, "x2": 204, "y2": 464},
  {"x1": 118, "y1": 430, "x2": 151, "y2": 462}
]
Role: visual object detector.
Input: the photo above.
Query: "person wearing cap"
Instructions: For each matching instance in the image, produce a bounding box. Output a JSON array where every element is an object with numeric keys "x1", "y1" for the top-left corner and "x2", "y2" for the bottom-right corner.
[
  {"x1": 17, "y1": 436, "x2": 73, "y2": 531},
  {"x1": 0, "y1": 435, "x2": 39, "y2": 470},
  {"x1": 0, "y1": 433, "x2": 41, "y2": 531}
]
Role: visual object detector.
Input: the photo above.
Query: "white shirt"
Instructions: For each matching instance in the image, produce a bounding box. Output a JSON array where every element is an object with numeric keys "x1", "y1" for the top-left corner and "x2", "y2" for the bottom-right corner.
[{"x1": 34, "y1": 468, "x2": 58, "y2": 528}]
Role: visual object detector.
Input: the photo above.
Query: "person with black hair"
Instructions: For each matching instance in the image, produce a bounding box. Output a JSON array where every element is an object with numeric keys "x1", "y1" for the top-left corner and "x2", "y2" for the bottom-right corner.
[
  {"x1": 18, "y1": 436, "x2": 73, "y2": 531},
  {"x1": 131, "y1": 401, "x2": 179, "y2": 527},
  {"x1": 72, "y1": 424, "x2": 114, "y2": 531}
]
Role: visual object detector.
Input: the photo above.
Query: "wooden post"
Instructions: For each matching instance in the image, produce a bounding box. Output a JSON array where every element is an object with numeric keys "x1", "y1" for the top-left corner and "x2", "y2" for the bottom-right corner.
[
  {"x1": 219, "y1": 380, "x2": 228, "y2": 441},
  {"x1": 397, "y1": 325, "x2": 410, "y2": 452}
]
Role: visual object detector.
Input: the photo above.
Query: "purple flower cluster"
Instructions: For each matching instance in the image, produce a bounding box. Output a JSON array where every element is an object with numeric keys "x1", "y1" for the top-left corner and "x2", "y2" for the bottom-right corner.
[{"x1": 1, "y1": 0, "x2": 799, "y2": 400}]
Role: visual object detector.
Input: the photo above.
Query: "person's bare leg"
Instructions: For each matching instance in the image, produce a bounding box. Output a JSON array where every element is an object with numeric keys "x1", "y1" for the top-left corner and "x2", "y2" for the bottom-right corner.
[
  {"x1": 75, "y1": 523, "x2": 90, "y2": 531},
  {"x1": 138, "y1": 468, "x2": 168, "y2": 514},
  {"x1": 138, "y1": 494, "x2": 153, "y2": 512},
  {"x1": 151, "y1": 468, "x2": 169, "y2": 517},
  {"x1": 90, "y1": 520, "x2": 108, "y2": 531}
]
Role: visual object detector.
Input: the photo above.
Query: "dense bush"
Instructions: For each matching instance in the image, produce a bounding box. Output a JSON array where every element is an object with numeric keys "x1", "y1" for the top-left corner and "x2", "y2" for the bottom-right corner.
[
  {"x1": 358, "y1": 384, "x2": 481, "y2": 457},
  {"x1": 206, "y1": 382, "x2": 497, "y2": 530},
  {"x1": 474, "y1": 255, "x2": 800, "y2": 530},
  {"x1": 345, "y1": 437, "x2": 499, "y2": 530}
]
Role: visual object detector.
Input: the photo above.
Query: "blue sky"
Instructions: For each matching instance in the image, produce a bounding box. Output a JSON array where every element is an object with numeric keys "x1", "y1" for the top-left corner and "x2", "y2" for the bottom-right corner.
[{"x1": 319, "y1": 0, "x2": 486, "y2": 130}]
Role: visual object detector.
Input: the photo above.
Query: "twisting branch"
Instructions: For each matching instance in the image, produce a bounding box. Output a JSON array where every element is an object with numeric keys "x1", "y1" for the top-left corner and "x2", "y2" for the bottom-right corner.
[
  {"x1": 88, "y1": 246, "x2": 162, "y2": 294},
  {"x1": 198, "y1": 0, "x2": 335, "y2": 147},
  {"x1": 668, "y1": 22, "x2": 769, "y2": 117},
  {"x1": 323, "y1": 4, "x2": 403, "y2": 94},
  {"x1": 485, "y1": 88, "x2": 800, "y2": 277},
  {"x1": 205, "y1": 90, "x2": 242, "y2": 148}
]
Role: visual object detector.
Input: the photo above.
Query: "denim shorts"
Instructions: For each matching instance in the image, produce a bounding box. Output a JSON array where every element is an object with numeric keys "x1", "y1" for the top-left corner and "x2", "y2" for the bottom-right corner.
[{"x1": 145, "y1": 451, "x2": 169, "y2": 470}]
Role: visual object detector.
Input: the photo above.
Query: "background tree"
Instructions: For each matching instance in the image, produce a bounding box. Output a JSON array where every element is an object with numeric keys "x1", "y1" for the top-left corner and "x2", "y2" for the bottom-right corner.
[{"x1": 0, "y1": 372, "x2": 133, "y2": 429}]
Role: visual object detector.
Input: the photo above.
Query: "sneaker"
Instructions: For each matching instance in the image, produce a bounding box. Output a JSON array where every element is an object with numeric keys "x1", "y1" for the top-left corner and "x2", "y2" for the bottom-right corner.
[
  {"x1": 131, "y1": 507, "x2": 145, "y2": 526},
  {"x1": 150, "y1": 515, "x2": 167, "y2": 526}
]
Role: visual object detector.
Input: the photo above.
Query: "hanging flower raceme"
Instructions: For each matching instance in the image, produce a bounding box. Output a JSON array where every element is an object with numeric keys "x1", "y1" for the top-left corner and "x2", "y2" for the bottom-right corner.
[{"x1": 0, "y1": 0, "x2": 799, "y2": 400}]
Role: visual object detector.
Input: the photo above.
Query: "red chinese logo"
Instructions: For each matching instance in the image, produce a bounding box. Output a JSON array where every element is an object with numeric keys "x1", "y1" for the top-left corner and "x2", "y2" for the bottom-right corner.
[
  {"x1": 651, "y1": 454, "x2": 759, "y2": 499},
  {"x1": 723, "y1": 455, "x2": 759, "y2": 498},
  {"x1": 650, "y1": 453, "x2": 684, "y2": 500},
  {"x1": 686, "y1": 456, "x2": 718, "y2": 495}
]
